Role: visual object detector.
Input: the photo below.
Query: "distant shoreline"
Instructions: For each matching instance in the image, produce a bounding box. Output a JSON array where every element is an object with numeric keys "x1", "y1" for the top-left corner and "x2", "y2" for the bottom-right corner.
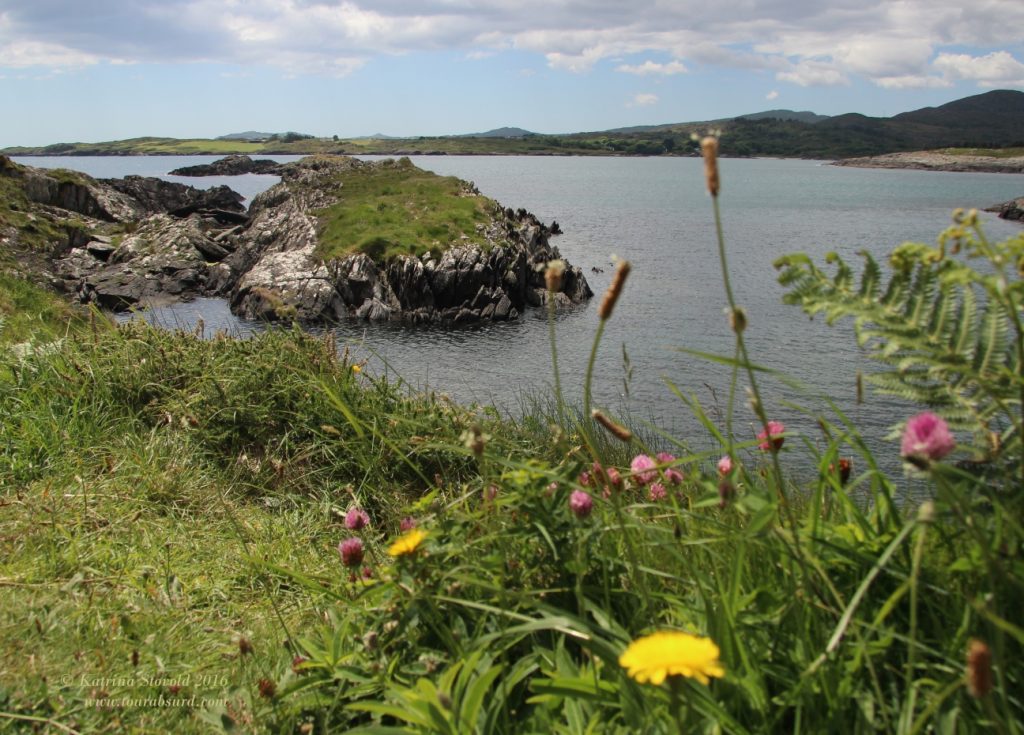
[{"x1": 832, "y1": 150, "x2": 1024, "y2": 174}]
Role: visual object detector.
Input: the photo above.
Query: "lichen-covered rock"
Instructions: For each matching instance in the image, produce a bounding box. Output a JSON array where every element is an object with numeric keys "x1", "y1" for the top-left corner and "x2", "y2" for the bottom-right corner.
[
  {"x1": 216, "y1": 155, "x2": 592, "y2": 323},
  {"x1": 55, "y1": 215, "x2": 227, "y2": 309}
]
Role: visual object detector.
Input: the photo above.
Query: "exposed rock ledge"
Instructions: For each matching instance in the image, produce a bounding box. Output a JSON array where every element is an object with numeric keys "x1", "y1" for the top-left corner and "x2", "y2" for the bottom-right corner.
[
  {"x1": 833, "y1": 151, "x2": 1024, "y2": 174},
  {"x1": 985, "y1": 196, "x2": 1024, "y2": 222},
  {"x1": 168, "y1": 154, "x2": 285, "y2": 177},
  {"x1": 4, "y1": 154, "x2": 591, "y2": 322}
]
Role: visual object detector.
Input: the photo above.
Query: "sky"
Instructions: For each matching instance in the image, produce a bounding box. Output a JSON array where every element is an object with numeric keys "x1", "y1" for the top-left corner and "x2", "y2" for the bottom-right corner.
[{"x1": 1, "y1": 0, "x2": 1023, "y2": 147}]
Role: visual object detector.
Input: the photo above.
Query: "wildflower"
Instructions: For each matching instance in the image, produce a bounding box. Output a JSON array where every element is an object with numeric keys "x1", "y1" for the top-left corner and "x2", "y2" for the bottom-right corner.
[
  {"x1": 901, "y1": 412, "x2": 955, "y2": 467},
  {"x1": 606, "y1": 466, "x2": 623, "y2": 490},
  {"x1": 291, "y1": 655, "x2": 307, "y2": 674},
  {"x1": 648, "y1": 483, "x2": 667, "y2": 502},
  {"x1": 757, "y1": 421, "x2": 786, "y2": 452},
  {"x1": 829, "y1": 458, "x2": 852, "y2": 485},
  {"x1": 399, "y1": 516, "x2": 417, "y2": 532},
  {"x1": 578, "y1": 470, "x2": 592, "y2": 487},
  {"x1": 258, "y1": 678, "x2": 277, "y2": 699},
  {"x1": 351, "y1": 364, "x2": 362, "y2": 374},
  {"x1": 545, "y1": 481, "x2": 559, "y2": 497},
  {"x1": 338, "y1": 537, "x2": 365, "y2": 568},
  {"x1": 388, "y1": 529, "x2": 427, "y2": 557},
  {"x1": 361, "y1": 566, "x2": 373, "y2": 580},
  {"x1": 345, "y1": 508, "x2": 370, "y2": 531},
  {"x1": 966, "y1": 639, "x2": 992, "y2": 698},
  {"x1": 569, "y1": 490, "x2": 593, "y2": 519},
  {"x1": 483, "y1": 484, "x2": 499, "y2": 502},
  {"x1": 717, "y1": 455, "x2": 733, "y2": 475},
  {"x1": 238, "y1": 637, "x2": 254, "y2": 656},
  {"x1": 630, "y1": 454, "x2": 658, "y2": 485},
  {"x1": 657, "y1": 452, "x2": 683, "y2": 485},
  {"x1": 619, "y1": 631, "x2": 725, "y2": 686}
]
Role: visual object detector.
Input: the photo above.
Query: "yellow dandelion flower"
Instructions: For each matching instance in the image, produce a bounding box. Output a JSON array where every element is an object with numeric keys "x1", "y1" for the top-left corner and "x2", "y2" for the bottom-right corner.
[
  {"x1": 388, "y1": 529, "x2": 426, "y2": 557},
  {"x1": 619, "y1": 631, "x2": 725, "y2": 686},
  {"x1": 351, "y1": 364, "x2": 363, "y2": 374}
]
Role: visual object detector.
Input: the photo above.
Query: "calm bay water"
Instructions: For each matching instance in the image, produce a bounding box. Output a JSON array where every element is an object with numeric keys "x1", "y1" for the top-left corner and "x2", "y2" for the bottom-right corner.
[{"x1": 17, "y1": 154, "x2": 1024, "y2": 477}]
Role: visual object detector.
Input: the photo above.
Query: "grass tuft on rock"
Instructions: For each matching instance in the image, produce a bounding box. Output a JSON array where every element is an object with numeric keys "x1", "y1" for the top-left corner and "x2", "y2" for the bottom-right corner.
[{"x1": 314, "y1": 157, "x2": 497, "y2": 262}]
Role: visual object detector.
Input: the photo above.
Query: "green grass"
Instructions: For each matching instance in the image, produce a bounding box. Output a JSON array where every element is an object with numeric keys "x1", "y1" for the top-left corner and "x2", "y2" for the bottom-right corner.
[
  {"x1": 0, "y1": 274, "x2": 82, "y2": 345},
  {"x1": 314, "y1": 158, "x2": 499, "y2": 261},
  {"x1": 1, "y1": 164, "x2": 1022, "y2": 732},
  {"x1": 0, "y1": 319, "x2": 562, "y2": 732}
]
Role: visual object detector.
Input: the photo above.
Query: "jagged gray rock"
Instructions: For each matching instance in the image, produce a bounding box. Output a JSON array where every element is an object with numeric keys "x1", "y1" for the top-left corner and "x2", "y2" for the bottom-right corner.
[
  {"x1": 217, "y1": 155, "x2": 592, "y2": 323},
  {"x1": 168, "y1": 155, "x2": 286, "y2": 177},
  {"x1": 10, "y1": 153, "x2": 592, "y2": 321}
]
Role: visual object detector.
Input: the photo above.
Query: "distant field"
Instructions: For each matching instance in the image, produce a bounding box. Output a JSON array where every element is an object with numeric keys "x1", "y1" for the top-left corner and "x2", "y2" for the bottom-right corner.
[{"x1": 940, "y1": 146, "x2": 1024, "y2": 158}]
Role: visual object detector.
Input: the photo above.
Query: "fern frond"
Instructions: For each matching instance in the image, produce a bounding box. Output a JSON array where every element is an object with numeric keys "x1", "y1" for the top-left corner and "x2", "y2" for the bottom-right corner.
[{"x1": 778, "y1": 229, "x2": 1022, "y2": 463}]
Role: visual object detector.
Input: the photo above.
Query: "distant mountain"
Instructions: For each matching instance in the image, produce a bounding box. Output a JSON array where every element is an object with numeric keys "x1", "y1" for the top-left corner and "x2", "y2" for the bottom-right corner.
[
  {"x1": 459, "y1": 127, "x2": 534, "y2": 138},
  {"x1": 891, "y1": 89, "x2": 1024, "y2": 142},
  {"x1": 737, "y1": 109, "x2": 830, "y2": 124}
]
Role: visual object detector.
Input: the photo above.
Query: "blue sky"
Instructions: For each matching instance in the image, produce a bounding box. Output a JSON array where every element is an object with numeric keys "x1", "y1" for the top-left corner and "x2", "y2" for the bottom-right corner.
[{"x1": 2, "y1": 0, "x2": 1023, "y2": 147}]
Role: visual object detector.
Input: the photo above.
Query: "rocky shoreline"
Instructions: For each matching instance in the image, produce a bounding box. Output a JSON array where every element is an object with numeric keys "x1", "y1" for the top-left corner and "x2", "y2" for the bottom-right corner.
[
  {"x1": 2, "y1": 154, "x2": 592, "y2": 323},
  {"x1": 833, "y1": 150, "x2": 1024, "y2": 174}
]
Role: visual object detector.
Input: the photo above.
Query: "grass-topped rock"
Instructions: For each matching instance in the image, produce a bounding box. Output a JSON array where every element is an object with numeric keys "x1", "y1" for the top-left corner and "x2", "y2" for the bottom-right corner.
[
  {"x1": 2, "y1": 154, "x2": 590, "y2": 323},
  {"x1": 217, "y1": 155, "x2": 591, "y2": 323}
]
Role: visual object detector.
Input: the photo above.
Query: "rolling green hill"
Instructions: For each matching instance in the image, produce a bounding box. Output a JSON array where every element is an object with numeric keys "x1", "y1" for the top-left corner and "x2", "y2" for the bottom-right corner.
[{"x1": 3, "y1": 90, "x2": 1022, "y2": 159}]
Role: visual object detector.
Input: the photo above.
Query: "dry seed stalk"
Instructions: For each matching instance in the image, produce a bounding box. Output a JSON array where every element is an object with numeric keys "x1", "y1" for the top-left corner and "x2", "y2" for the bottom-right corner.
[
  {"x1": 591, "y1": 409, "x2": 633, "y2": 442},
  {"x1": 598, "y1": 261, "x2": 631, "y2": 320}
]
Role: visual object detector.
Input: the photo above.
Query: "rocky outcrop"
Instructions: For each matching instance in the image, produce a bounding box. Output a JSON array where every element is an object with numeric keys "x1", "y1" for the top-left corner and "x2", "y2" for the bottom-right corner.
[
  {"x1": 985, "y1": 196, "x2": 1024, "y2": 222},
  {"x1": 168, "y1": 155, "x2": 285, "y2": 177},
  {"x1": 102, "y1": 176, "x2": 246, "y2": 220},
  {"x1": 55, "y1": 215, "x2": 242, "y2": 310},
  {"x1": 12, "y1": 154, "x2": 591, "y2": 322},
  {"x1": 215, "y1": 156, "x2": 592, "y2": 323}
]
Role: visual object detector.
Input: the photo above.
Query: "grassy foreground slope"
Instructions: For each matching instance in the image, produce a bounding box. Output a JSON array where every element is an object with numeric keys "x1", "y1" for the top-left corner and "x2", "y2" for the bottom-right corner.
[
  {"x1": 0, "y1": 291, "x2": 568, "y2": 733},
  {"x1": 1, "y1": 131, "x2": 1022, "y2": 731}
]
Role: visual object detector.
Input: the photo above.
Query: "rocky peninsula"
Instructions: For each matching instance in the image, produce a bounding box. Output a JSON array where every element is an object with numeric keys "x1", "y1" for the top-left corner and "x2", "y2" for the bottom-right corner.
[
  {"x1": 1, "y1": 154, "x2": 591, "y2": 322},
  {"x1": 833, "y1": 150, "x2": 1024, "y2": 174}
]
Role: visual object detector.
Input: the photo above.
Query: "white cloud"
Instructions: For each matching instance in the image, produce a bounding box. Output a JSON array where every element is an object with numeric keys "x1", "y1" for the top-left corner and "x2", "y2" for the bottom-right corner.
[
  {"x1": 832, "y1": 37, "x2": 933, "y2": 78},
  {"x1": 616, "y1": 60, "x2": 687, "y2": 75},
  {"x1": 0, "y1": 40, "x2": 98, "y2": 68},
  {"x1": 776, "y1": 60, "x2": 848, "y2": 87},
  {"x1": 0, "y1": 0, "x2": 1021, "y2": 92},
  {"x1": 933, "y1": 51, "x2": 1024, "y2": 87},
  {"x1": 628, "y1": 93, "x2": 659, "y2": 107},
  {"x1": 766, "y1": 89, "x2": 779, "y2": 100},
  {"x1": 874, "y1": 74, "x2": 951, "y2": 89}
]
